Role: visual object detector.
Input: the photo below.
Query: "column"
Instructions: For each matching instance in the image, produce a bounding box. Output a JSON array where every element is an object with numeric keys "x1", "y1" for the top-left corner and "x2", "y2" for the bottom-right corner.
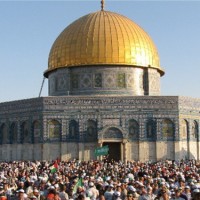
[
  {"x1": 17, "y1": 121, "x2": 21, "y2": 160},
  {"x1": 61, "y1": 119, "x2": 67, "y2": 141},
  {"x1": 122, "y1": 139, "x2": 128, "y2": 163},
  {"x1": 78, "y1": 143, "x2": 84, "y2": 161},
  {"x1": 97, "y1": 140, "x2": 103, "y2": 161},
  {"x1": 60, "y1": 119, "x2": 67, "y2": 161},
  {"x1": 42, "y1": 118, "x2": 49, "y2": 160},
  {"x1": 187, "y1": 119, "x2": 190, "y2": 159},
  {"x1": 78, "y1": 116, "x2": 84, "y2": 142},
  {"x1": 138, "y1": 117, "x2": 145, "y2": 162},
  {"x1": 174, "y1": 118, "x2": 181, "y2": 160},
  {"x1": 156, "y1": 118, "x2": 163, "y2": 161},
  {"x1": 17, "y1": 121, "x2": 21, "y2": 143}
]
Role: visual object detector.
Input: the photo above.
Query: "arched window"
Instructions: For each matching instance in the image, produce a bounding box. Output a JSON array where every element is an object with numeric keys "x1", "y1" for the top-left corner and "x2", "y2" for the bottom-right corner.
[
  {"x1": 146, "y1": 120, "x2": 156, "y2": 139},
  {"x1": 128, "y1": 119, "x2": 139, "y2": 139},
  {"x1": 48, "y1": 120, "x2": 61, "y2": 139},
  {"x1": 10, "y1": 123, "x2": 17, "y2": 144},
  {"x1": 0, "y1": 124, "x2": 8, "y2": 144},
  {"x1": 191, "y1": 120, "x2": 198, "y2": 140},
  {"x1": 87, "y1": 120, "x2": 97, "y2": 141},
  {"x1": 69, "y1": 120, "x2": 79, "y2": 140},
  {"x1": 33, "y1": 121, "x2": 41, "y2": 143},
  {"x1": 180, "y1": 119, "x2": 188, "y2": 140},
  {"x1": 162, "y1": 119, "x2": 174, "y2": 140},
  {"x1": 21, "y1": 122, "x2": 30, "y2": 143}
]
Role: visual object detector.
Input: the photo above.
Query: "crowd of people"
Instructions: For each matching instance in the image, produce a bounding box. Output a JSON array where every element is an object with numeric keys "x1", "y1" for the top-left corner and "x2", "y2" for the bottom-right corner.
[{"x1": 0, "y1": 158, "x2": 199, "y2": 200}]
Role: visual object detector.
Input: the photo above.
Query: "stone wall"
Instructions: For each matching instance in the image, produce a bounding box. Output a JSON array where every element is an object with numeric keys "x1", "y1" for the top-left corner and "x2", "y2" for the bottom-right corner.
[{"x1": 0, "y1": 140, "x2": 199, "y2": 162}]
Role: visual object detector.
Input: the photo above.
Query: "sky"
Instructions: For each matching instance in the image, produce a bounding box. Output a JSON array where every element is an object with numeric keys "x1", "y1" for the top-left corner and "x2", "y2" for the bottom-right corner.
[{"x1": 0, "y1": 0, "x2": 200, "y2": 103}]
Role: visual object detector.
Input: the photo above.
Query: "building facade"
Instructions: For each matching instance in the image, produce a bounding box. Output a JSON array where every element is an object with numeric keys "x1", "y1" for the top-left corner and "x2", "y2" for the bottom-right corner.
[
  {"x1": 0, "y1": 96, "x2": 199, "y2": 161},
  {"x1": 0, "y1": 3, "x2": 199, "y2": 161}
]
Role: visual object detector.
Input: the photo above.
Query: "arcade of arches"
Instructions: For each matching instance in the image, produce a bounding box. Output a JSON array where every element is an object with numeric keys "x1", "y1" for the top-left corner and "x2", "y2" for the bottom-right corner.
[
  {"x1": 0, "y1": 116, "x2": 199, "y2": 161},
  {"x1": 0, "y1": 118, "x2": 198, "y2": 144}
]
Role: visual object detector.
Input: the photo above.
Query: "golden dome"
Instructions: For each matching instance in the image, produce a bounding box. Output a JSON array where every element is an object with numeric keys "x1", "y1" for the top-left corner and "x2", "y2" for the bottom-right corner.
[{"x1": 45, "y1": 10, "x2": 164, "y2": 77}]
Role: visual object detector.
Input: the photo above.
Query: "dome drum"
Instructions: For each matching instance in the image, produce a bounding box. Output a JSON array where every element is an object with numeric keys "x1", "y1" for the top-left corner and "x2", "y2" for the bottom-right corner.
[{"x1": 48, "y1": 66, "x2": 161, "y2": 96}]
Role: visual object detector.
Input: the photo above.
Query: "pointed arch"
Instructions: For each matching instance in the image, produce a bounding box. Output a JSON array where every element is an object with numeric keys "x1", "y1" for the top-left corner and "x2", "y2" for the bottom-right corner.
[
  {"x1": 191, "y1": 120, "x2": 198, "y2": 140},
  {"x1": 180, "y1": 119, "x2": 188, "y2": 140},
  {"x1": 33, "y1": 120, "x2": 41, "y2": 143},
  {"x1": 68, "y1": 120, "x2": 79, "y2": 141},
  {"x1": 10, "y1": 122, "x2": 18, "y2": 144},
  {"x1": 21, "y1": 121, "x2": 30, "y2": 143},
  {"x1": 146, "y1": 119, "x2": 156, "y2": 140},
  {"x1": 48, "y1": 120, "x2": 61, "y2": 140},
  {"x1": 162, "y1": 118, "x2": 174, "y2": 140},
  {"x1": 128, "y1": 119, "x2": 139, "y2": 140},
  {"x1": 86, "y1": 120, "x2": 97, "y2": 142}
]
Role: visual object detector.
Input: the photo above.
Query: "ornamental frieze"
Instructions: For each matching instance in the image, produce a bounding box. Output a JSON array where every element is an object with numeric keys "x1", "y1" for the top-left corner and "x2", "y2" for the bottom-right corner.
[
  {"x1": 43, "y1": 96, "x2": 178, "y2": 107},
  {"x1": 1, "y1": 96, "x2": 200, "y2": 119},
  {"x1": 0, "y1": 98, "x2": 43, "y2": 115}
]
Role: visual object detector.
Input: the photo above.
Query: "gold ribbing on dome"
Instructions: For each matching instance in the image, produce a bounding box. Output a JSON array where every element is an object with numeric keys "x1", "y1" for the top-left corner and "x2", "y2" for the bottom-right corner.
[
  {"x1": 45, "y1": 11, "x2": 164, "y2": 77},
  {"x1": 101, "y1": 0, "x2": 105, "y2": 11}
]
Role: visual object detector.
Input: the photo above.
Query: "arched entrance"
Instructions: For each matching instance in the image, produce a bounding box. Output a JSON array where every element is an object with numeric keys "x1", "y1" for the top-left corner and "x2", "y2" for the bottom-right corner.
[
  {"x1": 103, "y1": 142, "x2": 121, "y2": 161},
  {"x1": 100, "y1": 127, "x2": 124, "y2": 161}
]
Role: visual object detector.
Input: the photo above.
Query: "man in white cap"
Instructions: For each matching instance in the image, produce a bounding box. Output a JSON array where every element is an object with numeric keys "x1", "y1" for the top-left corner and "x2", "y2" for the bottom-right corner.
[
  {"x1": 113, "y1": 191, "x2": 122, "y2": 200},
  {"x1": 104, "y1": 184, "x2": 114, "y2": 200},
  {"x1": 184, "y1": 186, "x2": 191, "y2": 200},
  {"x1": 127, "y1": 185, "x2": 139, "y2": 199},
  {"x1": 33, "y1": 188, "x2": 41, "y2": 200},
  {"x1": 86, "y1": 182, "x2": 99, "y2": 200},
  {"x1": 26, "y1": 179, "x2": 34, "y2": 197},
  {"x1": 17, "y1": 189, "x2": 28, "y2": 200}
]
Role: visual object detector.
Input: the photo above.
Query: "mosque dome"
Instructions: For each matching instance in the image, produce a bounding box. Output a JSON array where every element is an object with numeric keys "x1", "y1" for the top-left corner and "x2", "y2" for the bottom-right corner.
[{"x1": 44, "y1": 10, "x2": 164, "y2": 77}]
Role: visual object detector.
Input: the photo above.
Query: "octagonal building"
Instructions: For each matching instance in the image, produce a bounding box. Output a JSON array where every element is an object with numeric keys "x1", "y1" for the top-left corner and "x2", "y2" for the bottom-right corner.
[{"x1": 0, "y1": 2, "x2": 199, "y2": 162}]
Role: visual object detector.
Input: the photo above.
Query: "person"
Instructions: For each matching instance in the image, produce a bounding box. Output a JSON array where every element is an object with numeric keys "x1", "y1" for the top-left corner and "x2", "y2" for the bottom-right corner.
[
  {"x1": 184, "y1": 186, "x2": 191, "y2": 200},
  {"x1": 16, "y1": 182, "x2": 25, "y2": 192},
  {"x1": 73, "y1": 186, "x2": 85, "y2": 200},
  {"x1": 155, "y1": 188, "x2": 169, "y2": 200},
  {"x1": 26, "y1": 180, "x2": 34, "y2": 198},
  {"x1": 46, "y1": 187, "x2": 56, "y2": 200},
  {"x1": 3, "y1": 182, "x2": 12, "y2": 200},
  {"x1": 113, "y1": 186, "x2": 122, "y2": 200},
  {"x1": 17, "y1": 189, "x2": 28, "y2": 200},
  {"x1": 86, "y1": 182, "x2": 99, "y2": 200},
  {"x1": 32, "y1": 189, "x2": 41, "y2": 200},
  {"x1": 139, "y1": 187, "x2": 156, "y2": 200},
  {"x1": 113, "y1": 191, "x2": 122, "y2": 200},
  {"x1": 104, "y1": 185, "x2": 114, "y2": 200},
  {"x1": 54, "y1": 192, "x2": 61, "y2": 200},
  {"x1": 170, "y1": 188, "x2": 184, "y2": 200},
  {"x1": 59, "y1": 185, "x2": 69, "y2": 200},
  {"x1": 125, "y1": 193, "x2": 134, "y2": 200},
  {"x1": 121, "y1": 183, "x2": 127, "y2": 200},
  {"x1": 192, "y1": 192, "x2": 200, "y2": 200}
]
